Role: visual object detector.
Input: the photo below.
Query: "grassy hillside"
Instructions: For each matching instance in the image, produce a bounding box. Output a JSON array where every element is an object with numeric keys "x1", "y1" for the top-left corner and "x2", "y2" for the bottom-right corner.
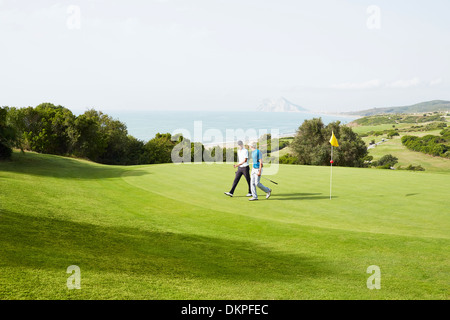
[
  {"x1": 345, "y1": 100, "x2": 450, "y2": 116},
  {"x1": 0, "y1": 152, "x2": 449, "y2": 299},
  {"x1": 364, "y1": 131, "x2": 449, "y2": 171}
]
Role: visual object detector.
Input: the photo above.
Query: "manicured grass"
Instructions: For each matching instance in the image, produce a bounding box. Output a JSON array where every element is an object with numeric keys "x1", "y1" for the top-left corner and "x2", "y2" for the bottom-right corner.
[{"x1": 0, "y1": 151, "x2": 449, "y2": 299}]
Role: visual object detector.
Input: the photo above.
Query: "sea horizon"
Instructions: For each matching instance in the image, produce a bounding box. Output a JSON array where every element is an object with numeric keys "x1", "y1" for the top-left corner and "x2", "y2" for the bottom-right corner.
[{"x1": 107, "y1": 110, "x2": 358, "y2": 144}]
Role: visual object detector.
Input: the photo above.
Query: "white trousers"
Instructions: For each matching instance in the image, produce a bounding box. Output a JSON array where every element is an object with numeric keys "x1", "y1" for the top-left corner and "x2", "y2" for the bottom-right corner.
[{"x1": 250, "y1": 168, "x2": 270, "y2": 199}]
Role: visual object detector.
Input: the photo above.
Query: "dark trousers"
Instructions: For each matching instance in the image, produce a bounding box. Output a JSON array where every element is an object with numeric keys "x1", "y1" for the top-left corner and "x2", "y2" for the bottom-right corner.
[{"x1": 230, "y1": 166, "x2": 251, "y2": 195}]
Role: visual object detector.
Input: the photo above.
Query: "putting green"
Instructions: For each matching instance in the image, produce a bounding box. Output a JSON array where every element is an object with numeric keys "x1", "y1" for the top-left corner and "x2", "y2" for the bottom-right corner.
[
  {"x1": 123, "y1": 162, "x2": 449, "y2": 239},
  {"x1": 0, "y1": 152, "x2": 449, "y2": 299}
]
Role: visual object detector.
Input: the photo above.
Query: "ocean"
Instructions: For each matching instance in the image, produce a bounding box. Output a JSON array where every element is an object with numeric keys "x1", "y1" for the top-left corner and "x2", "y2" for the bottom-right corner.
[{"x1": 108, "y1": 111, "x2": 356, "y2": 144}]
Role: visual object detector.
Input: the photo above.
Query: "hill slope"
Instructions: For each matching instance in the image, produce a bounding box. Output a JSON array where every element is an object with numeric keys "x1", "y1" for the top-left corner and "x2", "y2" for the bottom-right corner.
[
  {"x1": 345, "y1": 100, "x2": 450, "y2": 116},
  {"x1": 0, "y1": 152, "x2": 449, "y2": 299}
]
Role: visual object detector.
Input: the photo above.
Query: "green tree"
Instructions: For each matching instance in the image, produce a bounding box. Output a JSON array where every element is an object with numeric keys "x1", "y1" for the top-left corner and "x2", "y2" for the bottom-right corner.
[
  {"x1": 290, "y1": 118, "x2": 368, "y2": 167},
  {"x1": 290, "y1": 118, "x2": 326, "y2": 165},
  {"x1": 72, "y1": 109, "x2": 108, "y2": 161},
  {"x1": 34, "y1": 103, "x2": 76, "y2": 155},
  {"x1": 4, "y1": 103, "x2": 75, "y2": 155},
  {"x1": 0, "y1": 107, "x2": 16, "y2": 159},
  {"x1": 125, "y1": 135, "x2": 146, "y2": 165},
  {"x1": 143, "y1": 133, "x2": 176, "y2": 164},
  {"x1": 97, "y1": 115, "x2": 131, "y2": 165}
]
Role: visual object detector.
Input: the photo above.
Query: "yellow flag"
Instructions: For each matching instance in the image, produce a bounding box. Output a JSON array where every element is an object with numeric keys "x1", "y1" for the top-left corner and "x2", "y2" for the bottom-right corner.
[{"x1": 330, "y1": 131, "x2": 339, "y2": 147}]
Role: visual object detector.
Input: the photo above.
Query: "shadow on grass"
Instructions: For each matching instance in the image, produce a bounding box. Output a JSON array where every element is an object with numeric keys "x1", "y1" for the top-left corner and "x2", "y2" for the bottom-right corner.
[
  {"x1": 272, "y1": 193, "x2": 337, "y2": 201},
  {"x1": 0, "y1": 151, "x2": 149, "y2": 180},
  {"x1": 0, "y1": 210, "x2": 331, "y2": 283}
]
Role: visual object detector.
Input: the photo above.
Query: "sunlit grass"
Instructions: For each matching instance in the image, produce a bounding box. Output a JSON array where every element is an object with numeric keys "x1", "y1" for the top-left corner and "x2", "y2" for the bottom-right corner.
[{"x1": 0, "y1": 151, "x2": 449, "y2": 299}]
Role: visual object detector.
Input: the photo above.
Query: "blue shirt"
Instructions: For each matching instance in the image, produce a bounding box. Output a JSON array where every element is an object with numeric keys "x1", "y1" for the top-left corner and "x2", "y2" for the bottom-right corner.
[{"x1": 252, "y1": 149, "x2": 262, "y2": 169}]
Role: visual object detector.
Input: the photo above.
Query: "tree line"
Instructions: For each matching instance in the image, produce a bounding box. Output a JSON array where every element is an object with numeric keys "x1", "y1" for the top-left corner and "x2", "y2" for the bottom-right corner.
[
  {"x1": 0, "y1": 103, "x2": 229, "y2": 164},
  {"x1": 1, "y1": 105, "x2": 369, "y2": 167},
  {"x1": 0, "y1": 103, "x2": 245, "y2": 164}
]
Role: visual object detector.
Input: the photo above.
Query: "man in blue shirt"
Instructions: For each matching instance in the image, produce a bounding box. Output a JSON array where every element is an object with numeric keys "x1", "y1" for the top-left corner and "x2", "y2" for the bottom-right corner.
[{"x1": 249, "y1": 142, "x2": 272, "y2": 201}]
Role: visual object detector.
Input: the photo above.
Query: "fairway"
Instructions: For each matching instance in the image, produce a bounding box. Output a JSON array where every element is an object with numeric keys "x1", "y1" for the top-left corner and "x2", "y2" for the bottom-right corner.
[
  {"x1": 0, "y1": 152, "x2": 449, "y2": 299},
  {"x1": 366, "y1": 132, "x2": 450, "y2": 173}
]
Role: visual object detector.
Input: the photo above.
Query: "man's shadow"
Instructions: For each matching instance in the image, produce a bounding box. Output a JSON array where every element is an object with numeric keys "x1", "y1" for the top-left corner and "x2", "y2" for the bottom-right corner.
[{"x1": 272, "y1": 193, "x2": 338, "y2": 200}]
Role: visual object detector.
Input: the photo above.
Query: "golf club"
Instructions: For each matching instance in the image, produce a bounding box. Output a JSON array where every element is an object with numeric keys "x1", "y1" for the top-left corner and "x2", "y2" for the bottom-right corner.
[
  {"x1": 235, "y1": 169, "x2": 278, "y2": 185},
  {"x1": 261, "y1": 176, "x2": 278, "y2": 185}
]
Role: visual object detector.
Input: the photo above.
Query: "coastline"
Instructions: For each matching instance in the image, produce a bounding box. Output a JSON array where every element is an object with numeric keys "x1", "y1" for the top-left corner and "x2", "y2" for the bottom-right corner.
[
  {"x1": 202, "y1": 132, "x2": 296, "y2": 149},
  {"x1": 111, "y1": 110, "x2": 357, "y2": 143},
  {"x1": 199, "y1": 111, "x2": 360, "y2": 149}
]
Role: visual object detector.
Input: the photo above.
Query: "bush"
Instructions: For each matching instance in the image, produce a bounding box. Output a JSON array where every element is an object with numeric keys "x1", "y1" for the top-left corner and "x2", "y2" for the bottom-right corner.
[
  {"x1": 278, "y1": 139, "x2": 291, "y2": 151},
  {"x1": 387, "y1": 130, "x2": 400, "y2": 138},
  {"x1": 377, "y1": 154, "x2": 398, "y2": 167},
  {"x1": 402, "y1": 133, "x2": 449, "y2": 157},
  {"x1": 279, "y1": 153, "x2": 301, "y2": 165},
  {"x1": 405, "y1": 164, "x2": 425, "y2": 171},
  {"x1": 441, "y1": 128, "x2": 450, "y2": 140}
]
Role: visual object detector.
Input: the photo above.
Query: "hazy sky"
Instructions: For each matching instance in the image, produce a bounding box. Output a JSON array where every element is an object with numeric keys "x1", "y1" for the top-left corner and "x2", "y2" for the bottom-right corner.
[{"x1": 1, "y1": 0, "x2": 449, "y2": 113}]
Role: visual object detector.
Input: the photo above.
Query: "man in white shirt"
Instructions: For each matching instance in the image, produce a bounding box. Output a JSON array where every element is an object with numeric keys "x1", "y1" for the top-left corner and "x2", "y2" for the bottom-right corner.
[{"x1": 224, "y1": 141, "x2": 252, "y2": 197}]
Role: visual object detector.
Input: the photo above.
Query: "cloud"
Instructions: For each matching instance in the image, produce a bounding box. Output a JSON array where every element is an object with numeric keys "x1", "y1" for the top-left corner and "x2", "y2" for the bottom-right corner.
[
  {"x1": 330, "y1": 79, "x2": 382, "y2": 90},
  {"x1": 300, "y1": 77, "x2": 440, "y2": 93},
  {"x1": 429, "y1": 78, "x2": 443, "y2": 86},
  {"x1": 386, "y1": 77, "x2": 421, "y2": 89}
]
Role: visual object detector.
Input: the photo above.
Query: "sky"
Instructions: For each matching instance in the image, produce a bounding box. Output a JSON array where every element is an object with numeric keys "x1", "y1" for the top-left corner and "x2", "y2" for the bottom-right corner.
[{"x1": 1, "y1": 0, "x2": 449, "y2": 113}]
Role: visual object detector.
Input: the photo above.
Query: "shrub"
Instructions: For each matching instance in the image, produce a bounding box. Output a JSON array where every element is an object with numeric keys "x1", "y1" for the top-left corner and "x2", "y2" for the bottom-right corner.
[
  {"x1": 405, "y1": 164, "x2": 425, "y2": 171},
  {"x1": 387, "y1": 130, "x2": 400, "y2": 138},
  {"x1": 441, "y1": 128, "x2": 450, "y2": 140},
  {"x1": 402, "y1": 133, "x2": 449, "y2": 157},
  {"x1": 279, "y1": 153, "x2": 301, "y2": 165},
  {"x1": 378, "y1": 154, "x2": 398, "y2": 167}
]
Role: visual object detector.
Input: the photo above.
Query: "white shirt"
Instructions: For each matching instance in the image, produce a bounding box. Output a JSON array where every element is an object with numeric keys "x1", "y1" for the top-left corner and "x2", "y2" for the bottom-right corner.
[{"x1": 238, "y1": 148, "x2": 249, "y2": 167}]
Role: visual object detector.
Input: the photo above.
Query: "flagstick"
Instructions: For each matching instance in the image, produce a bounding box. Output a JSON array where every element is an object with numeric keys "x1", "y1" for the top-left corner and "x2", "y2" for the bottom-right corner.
[{"x1": 330, "y1": 145, "x2": 333, "y2": 200}]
